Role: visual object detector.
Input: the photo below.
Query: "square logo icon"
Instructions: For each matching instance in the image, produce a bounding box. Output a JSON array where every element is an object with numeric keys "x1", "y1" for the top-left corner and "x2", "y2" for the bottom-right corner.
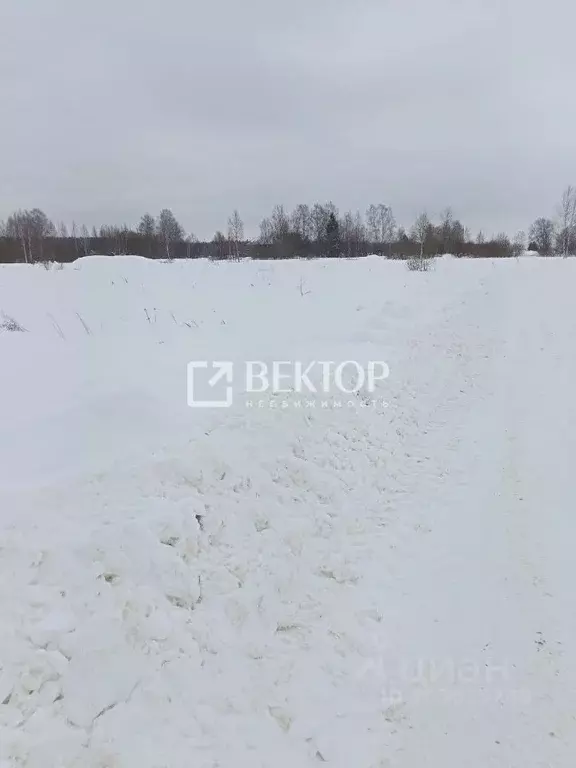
[{"x1": 187, "y1": 361, "x2": 234, "y2": 408}]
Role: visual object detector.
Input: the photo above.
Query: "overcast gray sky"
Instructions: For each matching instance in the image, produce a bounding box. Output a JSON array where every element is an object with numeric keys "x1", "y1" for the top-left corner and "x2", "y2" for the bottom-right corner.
[{"x1": 2, "y1": 0, "x2": 575, "y2": 239}]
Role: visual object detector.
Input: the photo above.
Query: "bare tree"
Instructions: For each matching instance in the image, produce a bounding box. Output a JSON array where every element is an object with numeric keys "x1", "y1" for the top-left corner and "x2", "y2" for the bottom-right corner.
[
  {"x1": 340, "y1": 211, "x2": 355, "y2": 258},
  {"x1": 71, "y1": 222, "x2": 79, "y2": 258},
  {"x1": 341, "y1": 210, "x2": 367, "y2": 258},
  {"x1": 138, "y1": 213, "x2": 156, "y2": 237},
  {"x1": 377, "y1": 205, "x2": 396, "y2": 257},
  {"x1": 259, "y1": 217, "x2": 273, "y2": 245},
  {"x1": 439, "y1": 207, "x2": 456, "y2": 253},
  {"x1": 512, "y1": 230, "x2": 526, "y2": 258},
  {"x1": 227, "y1": 209, "x2": 244, "y2": 259},
  {"x1": 5, "y1": 208, "x2": 55, "y2": 263},
  {"x1": 494, "y1": 232, "x2": 513, "y2": 257},
  {"x1": 452, "y1": 221, "x2": 467, "y2": 254},
  {"x1": 354, "y1": 210, "x2": 366, "y2": 245},
  {"x1": 80, "y1": 224, "x2": 91, "y2": 257},
  {"x1": 310, "y1": 202, "x2": 338, "y2": 245},
  {"x1": 212, "y1": 231, "x2": 227, "y2": 259},
  {"x1": 185, "y1": 232, "x2": 197, "y2": 259},
  {"x1": 557, "y1": 185, "x2": 576, "y2": 256},
  {"x1": 439, "y1": 208, "x2": 466, "y2": 254},
  {"x1": 365, "y1": 204, "x2": 395, "y2": 255},
  {"x1": 529, "y1": 217, "x2": 555, "y2": 255},
  {"x1": 138, "y1": 213, "x2": 157, "y2": 257},
  {"x1": 290, "y1": 204, "x2": 312, "y2": 241},
  {"x1": 270, "y1": 204, "x2": 290, "y2": 241},
  {"x1": 411, "y1": 212, "x2": 432, "y2": 259},
  {"x1": 5, "y1": 211, "x2": 31, "y2": 263},
  {"x1": 5, "y1": 212, "x2": 30, "y2": 263},
  {"x1": 311, "y1": 204, "x2": 328, "y2": 243},
  {"x1": 365, "y1": 204, "x2": 380, "y2": 248},
  {"x1": 99, "y1": 224, "x2": 130, "y2": 255},
  {"x1": 156, "y1": 209, "x2": 184, "y2": 259},
  {"x1": 29, "y1": 209, "x2": 55, "y2": 242}
]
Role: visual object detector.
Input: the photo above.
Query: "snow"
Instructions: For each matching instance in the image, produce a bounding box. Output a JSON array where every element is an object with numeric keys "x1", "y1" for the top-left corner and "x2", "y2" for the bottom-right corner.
[{"x1": 1, "y1": 256, "x2": 576, "y2": 766}]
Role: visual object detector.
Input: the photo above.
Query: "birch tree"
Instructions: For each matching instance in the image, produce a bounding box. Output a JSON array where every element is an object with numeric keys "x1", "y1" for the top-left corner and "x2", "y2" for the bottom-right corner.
[
  {"x1": 411, "y1": 212, "x2": 431, "y2": 259},
  {"x1": 156, "y1": 209, "x2": 184, "y2": 259},
  {"x1": 227, "y1": 209, "x2": 244, "y2": 259},
  {"x1": 557, "y1": 185, "x2": 576, "y2": 256}
]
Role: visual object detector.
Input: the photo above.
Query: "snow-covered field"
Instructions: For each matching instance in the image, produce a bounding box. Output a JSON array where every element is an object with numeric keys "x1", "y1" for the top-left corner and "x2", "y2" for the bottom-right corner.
[{"x1": 1, "y1": 255, "x2": 576, "y2": 767}]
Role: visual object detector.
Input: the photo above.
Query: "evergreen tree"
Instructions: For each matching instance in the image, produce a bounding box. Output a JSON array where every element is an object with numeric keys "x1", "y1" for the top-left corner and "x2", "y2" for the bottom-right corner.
[{"x1": 325, "y1": 212, "x2": 340, "y2": 257}]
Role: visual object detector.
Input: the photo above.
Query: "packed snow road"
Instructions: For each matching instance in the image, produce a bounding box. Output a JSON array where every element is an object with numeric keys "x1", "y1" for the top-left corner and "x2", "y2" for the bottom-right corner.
[{"x1": 0, "y1": 256, "x2": 575, "y2": 767}]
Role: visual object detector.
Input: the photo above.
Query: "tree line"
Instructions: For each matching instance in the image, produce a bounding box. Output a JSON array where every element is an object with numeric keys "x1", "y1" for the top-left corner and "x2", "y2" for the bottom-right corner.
[{"x1": 1, "y1": 186, "x2": 575, "y2": 264}]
